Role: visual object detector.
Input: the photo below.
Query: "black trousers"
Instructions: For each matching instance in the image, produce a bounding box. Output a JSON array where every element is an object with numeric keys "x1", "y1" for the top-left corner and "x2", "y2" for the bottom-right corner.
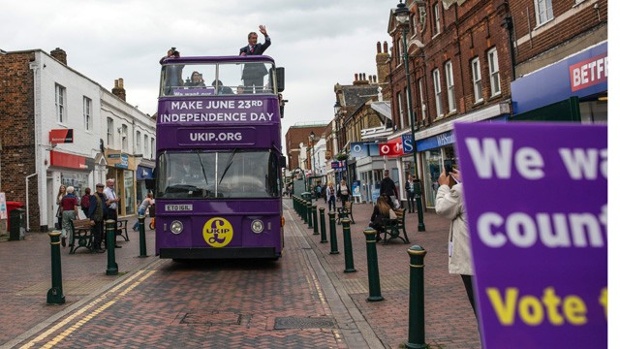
[
  {"x1": 406, "y1": 194, "x2": 415, "y2": 213},
  {"x1": 92, "y1": 221, "x2": 104, "y2": 249},
  {"x1": 461, "y1": 274, "x2": 477, "y2": 317}
]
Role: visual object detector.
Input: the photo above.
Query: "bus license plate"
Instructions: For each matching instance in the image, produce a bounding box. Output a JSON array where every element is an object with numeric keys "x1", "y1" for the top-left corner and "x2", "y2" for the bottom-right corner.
[{"x1": 165, "y1": 204, "x2": 193, "y2": 212}]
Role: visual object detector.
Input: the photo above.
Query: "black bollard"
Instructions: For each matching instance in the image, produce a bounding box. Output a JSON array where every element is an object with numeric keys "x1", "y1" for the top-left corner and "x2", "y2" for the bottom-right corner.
[
  {"x1": 306, "y1": 201, "x2": 313, "y2": 229},
  {"x1": 405, "y1": 245, "x2": 427, "y2": 349},
  {"x1": 105, "y1": 219, "x2": 119, "y2": 275},
  {"x1": 363, "y1": 228, "x2": 383, "y2": 302},
  {"x1": 328, "y1": 212, "x2": 339, "y2": 254},
  {"x1": 47, "y1": 231, "x2": 65, "y2": 304},
  {"x1": 294, "y1": 196, "x2": 299, "y2": 216},
  {"x1": 302, "y1": 199, "x2": 307, "y2": 223},
  {"x1": 312, "y1": 205, "x2": 319, "y2": 235},
  {"x1": 138, "y1": 215, "x2": 147, "y2": 257},
  {"x1": 341, "y1": 218, "x2": 356, "y2": 273},
  {"x1": 319, "y1": 207, "x2": 328, "y2": 243}
]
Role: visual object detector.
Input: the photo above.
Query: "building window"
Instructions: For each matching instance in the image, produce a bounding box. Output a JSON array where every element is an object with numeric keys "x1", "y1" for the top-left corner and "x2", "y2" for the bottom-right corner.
[
  {"x1": 535, "y1": 0, "x2": 553, "y2": 25},
  {"x1": 136, "y1": 131, "x2": 142, "y2": 152},
  {"x1": 418, "y1": 78, "x2": 427, "y2": 120},
  {"x1": 106, "y1": 117, "x2": 114, "y2": 146},
  {"x1": 397, "y1": 92, "x2": 405, "y2": 129},
  {"x1": 445, "y1": 61, "x2": 456, "y2": 113},
  {"x1": 432, "y1": 3, "x2": 441, "y2": 36},
  {"x1": 471, "y1": 57, "x2": 483, "y2": 103},
  {"x1": 144, "y1": 135, "x2": 149, "y2": 159},
  {"x1": 151, "y1": 138, "x2": 155, "y2": 159},
  {"x1": 83, "y1": 96, "x2": 92, "y2": 131},
  {"x1": 488, "y1": 47, "x2": 501, "y2": 96},
  {"x1": 432, "y1": 68, "x2": 443, "y2": 118},
  {"x1": 55, "y1": 84, "x2": 66, "y2": 123},
  {"x1": 121, "y1": 124, "x2": 129, "y2": 152}
]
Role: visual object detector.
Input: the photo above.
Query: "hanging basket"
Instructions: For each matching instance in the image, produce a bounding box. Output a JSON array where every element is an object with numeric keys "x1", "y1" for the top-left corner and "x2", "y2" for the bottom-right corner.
[{"x1": 335, "y1": 153, "x2": 348, "y2": 161}]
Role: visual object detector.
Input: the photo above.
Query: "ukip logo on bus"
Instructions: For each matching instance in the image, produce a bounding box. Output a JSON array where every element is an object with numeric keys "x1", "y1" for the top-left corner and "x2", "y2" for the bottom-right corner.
[{"x1": 203, "y1": 217, "x2": 234, "y2": 248}]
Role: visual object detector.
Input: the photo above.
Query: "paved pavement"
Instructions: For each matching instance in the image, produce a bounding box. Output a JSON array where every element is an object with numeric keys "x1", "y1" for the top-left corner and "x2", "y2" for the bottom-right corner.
[{"x1": 0, "y1": 200, "x2": 480, "y2": 348}]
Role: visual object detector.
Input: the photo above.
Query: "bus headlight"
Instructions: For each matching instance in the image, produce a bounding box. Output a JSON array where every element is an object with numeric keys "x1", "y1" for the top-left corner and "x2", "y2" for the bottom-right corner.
[
  {"x1": 251, "y1": 219, "x2": 264, "y2": 234},
  {"x1": 170, "y1": 220, "x2": 184, "y2": 234}
]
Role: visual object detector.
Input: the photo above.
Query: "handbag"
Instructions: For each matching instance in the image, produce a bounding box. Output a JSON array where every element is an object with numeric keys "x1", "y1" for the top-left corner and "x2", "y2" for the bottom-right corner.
[{"x1": 56, "y1": 206, "x2": 63, "y2": 218}]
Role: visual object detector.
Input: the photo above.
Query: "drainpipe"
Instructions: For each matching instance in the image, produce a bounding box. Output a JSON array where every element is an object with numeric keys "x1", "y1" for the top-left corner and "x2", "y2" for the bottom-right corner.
[
  {"x1": 25, "y1": 172, "x2": 37, "y2": 231},
  {"x1": 501, "y1": 14, "x2": 517, "y2": 81}
]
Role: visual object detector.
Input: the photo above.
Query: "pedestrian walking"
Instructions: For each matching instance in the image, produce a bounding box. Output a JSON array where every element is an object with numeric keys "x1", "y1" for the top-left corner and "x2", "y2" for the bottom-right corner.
[
  {"x1": 60, "y1": 186, "x2": 79, "y2": 248},
  {"x1": 380, "y1": 170, "x2": 399, "y2": 209},
  {"x1": 88, "y1": 183, "x2": 107, "y2": 253}
]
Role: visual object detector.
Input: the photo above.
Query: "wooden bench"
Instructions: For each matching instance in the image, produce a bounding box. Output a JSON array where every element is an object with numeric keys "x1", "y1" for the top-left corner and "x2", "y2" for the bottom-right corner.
[
  {"x1": 69, "y1": 218, "x2": 93, "y2": 254},
  {"x1": 381, "y1": 209, "x2": 410, "y2": 244},
  {"x1": 116, "y1": 218, "x2": 129, "y2": 241},
  {"x1": 336, "y1": 201, "x2": 355, "y2": 225}
]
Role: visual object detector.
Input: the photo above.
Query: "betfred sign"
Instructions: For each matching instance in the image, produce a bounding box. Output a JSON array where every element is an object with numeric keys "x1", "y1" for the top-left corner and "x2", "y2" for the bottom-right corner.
[{"x1": 570, "y1": 53, "x2": 607, "y2": 92}]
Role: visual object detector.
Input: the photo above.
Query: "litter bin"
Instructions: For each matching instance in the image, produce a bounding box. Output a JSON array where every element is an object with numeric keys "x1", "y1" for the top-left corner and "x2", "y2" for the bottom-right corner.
[
  {"x1": 301, "y1": 192, "x2": 312, "y2": 202},
  {"x1": 8, "y1": 206, "x2": 25, "y2": 241}
]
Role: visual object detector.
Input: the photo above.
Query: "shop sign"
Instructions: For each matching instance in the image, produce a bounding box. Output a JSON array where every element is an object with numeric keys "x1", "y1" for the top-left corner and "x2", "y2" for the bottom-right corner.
[{"x1": 49, "y1": 129, "x2": 74, "y2": 144}]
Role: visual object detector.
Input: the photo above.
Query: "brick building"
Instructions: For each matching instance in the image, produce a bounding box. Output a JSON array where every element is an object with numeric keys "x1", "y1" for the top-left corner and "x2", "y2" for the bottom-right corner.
[
  {"x1": 0, "y1": 48, "x2": 155, "y2": 232},
  {"x1": 388, "y1": 0, "x2": 513, "y2": 207},
  {"x1": 284, "y1": 124, "x2": 329, "y2": 174},
  {"x1": 509, "y1": 0, "x2": 607, "y2": 122}
]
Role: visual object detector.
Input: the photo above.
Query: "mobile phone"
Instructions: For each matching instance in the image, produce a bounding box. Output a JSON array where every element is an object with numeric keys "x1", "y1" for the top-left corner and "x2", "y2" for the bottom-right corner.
[{"x1": 444, "y1": 159, "x2": 454, "y2": 174}]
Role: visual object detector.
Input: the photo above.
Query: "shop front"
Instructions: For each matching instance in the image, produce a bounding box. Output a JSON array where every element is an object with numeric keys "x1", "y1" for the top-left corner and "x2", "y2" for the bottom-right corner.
[
  {"x1": 136, "y1": 164, "x2": 154, "y2": 204},
  {"x1": 511, "y1": 41, "x2": 607, "y2": 122},
  {"x1": 414, "y1": 102, "x2": 511, "y2": 208},
  {"x1": 47, "y1": 150, "x2": 95, "y2": 229},
  {"x1": 106, "y1": 151, "x2": 142, "y2": 216}
]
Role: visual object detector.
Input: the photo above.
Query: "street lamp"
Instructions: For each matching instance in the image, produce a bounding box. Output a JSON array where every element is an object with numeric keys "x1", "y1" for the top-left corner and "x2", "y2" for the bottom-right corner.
[
  {"x1": 309, "y1": 131, "x2": 316, "y2": 198},
  {"x1": 394, "y1": 0, "x2": 425, "y2": 232}
]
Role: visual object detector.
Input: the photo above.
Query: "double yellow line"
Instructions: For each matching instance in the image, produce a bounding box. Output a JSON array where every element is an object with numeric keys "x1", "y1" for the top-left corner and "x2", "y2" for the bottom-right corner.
[{"x1": 19, "y1": 269, "x2": 156, "y2": 349}]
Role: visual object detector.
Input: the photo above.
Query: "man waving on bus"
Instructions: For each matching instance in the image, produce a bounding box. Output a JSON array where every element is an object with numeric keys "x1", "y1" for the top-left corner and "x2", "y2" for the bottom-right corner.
[{"x1": 239, "y1": 25, "x2": 271, "y2": 93}]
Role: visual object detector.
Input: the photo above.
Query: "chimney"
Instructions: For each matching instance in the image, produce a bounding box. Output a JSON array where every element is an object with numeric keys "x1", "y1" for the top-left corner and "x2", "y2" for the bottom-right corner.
[
  {"x1": 353, "y1": 72, "x2": 369, "y2": 86},
  {"x1": 112, "y1": 78, "x2": 126, "y2": 101},
  {"x1": 376, "y1": 41, "x2": 392, "y2": 99},
  {"x1": 50, "y1": 47, "x2": 67, "y2": 65}
]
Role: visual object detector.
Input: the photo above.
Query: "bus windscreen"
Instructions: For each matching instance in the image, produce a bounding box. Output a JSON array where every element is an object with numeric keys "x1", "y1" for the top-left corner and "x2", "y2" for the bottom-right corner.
[{"x1": 157, "y1": 150, "x2": 280, "y2": 199}]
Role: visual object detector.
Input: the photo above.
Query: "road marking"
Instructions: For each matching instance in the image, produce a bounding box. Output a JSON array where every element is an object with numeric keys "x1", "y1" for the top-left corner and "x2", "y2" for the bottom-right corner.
[{"x1": 18, "y1": 269, "x2": 156, "y2": 349}]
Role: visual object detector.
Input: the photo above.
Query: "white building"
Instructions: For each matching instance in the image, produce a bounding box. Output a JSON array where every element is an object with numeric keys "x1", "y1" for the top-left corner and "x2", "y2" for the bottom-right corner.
[{"x1": 0, "y1": 48, "x2": 155, "y2": 231}]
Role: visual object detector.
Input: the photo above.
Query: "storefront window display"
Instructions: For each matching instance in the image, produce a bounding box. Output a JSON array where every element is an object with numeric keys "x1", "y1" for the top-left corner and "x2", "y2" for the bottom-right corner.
[
  {"x1": 423, "y1": 149, "x2": 442, "y2": 208},
  {"x1": 61, "y1": 172, "x2": 89, "y2": 200},
  {"x1": 124, "y1": 170, "x2": 135, "y2": 215}
]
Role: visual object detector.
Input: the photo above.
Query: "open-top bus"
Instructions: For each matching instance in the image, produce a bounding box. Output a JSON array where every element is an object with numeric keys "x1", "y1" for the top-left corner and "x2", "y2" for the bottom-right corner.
[{"x1": 152, "y1": 55, "x2": 286, "y2": 260}]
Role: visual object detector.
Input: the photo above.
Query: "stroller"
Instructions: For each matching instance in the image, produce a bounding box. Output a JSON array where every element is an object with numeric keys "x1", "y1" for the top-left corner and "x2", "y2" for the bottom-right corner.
[{"x1": 148, "y1": 204, "x2": 156, "y2": 230}]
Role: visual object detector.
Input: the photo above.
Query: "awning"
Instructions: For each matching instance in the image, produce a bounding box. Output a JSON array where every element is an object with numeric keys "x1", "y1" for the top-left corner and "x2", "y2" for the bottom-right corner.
[{"x1": 370, "y1": 101, "x2": 392, "y2": 119}]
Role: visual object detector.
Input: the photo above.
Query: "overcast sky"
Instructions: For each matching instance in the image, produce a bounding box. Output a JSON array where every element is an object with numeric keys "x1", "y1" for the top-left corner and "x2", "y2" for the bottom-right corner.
[{"x1": 2, "y1": 0, "x2": 396, "y2": 136}]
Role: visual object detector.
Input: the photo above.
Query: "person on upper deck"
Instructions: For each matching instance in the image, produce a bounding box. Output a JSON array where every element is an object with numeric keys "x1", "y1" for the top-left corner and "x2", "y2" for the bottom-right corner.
[
  {"x1": 212, "y1": 80, "x2": 234, "y2": 94},
  {"x1": 185, "y1": 71, "x2": 206, "y2": 87},
  {"x1": 160, "y1": 47, "x2": 184, "y2": 94},
  {"x1": 239, "y1": 25, "x2": 271, "y2": 93}
]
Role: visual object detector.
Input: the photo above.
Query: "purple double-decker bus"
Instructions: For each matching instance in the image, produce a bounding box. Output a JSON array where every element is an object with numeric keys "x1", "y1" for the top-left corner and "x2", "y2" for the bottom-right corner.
[{"x1": 153, "y1": 55, "x2": 286, "y2": 260}]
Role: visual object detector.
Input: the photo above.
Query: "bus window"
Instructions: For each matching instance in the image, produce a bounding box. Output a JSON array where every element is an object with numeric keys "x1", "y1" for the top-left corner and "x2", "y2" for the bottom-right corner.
[{"x1": 160, "y1": 61, "x2": 277, "y2": 97}]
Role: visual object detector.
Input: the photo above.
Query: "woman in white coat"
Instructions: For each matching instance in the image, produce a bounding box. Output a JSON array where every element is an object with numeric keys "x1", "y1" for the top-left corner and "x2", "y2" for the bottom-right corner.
[{"x1": 435, "y1": 168, "x2": 476, "y2": 316}]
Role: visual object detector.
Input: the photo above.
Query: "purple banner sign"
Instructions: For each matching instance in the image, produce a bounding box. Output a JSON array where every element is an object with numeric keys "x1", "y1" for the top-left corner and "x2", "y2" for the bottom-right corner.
[
  {"x1": 158, "y1": 99, "x2": 278, "y2": 124},
  {"x1": 454, "y1": 122, "x2": 607, "y2": 348},
  {"x1": 177, "y1": 127, "x2": 257, "y2": 146}
]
